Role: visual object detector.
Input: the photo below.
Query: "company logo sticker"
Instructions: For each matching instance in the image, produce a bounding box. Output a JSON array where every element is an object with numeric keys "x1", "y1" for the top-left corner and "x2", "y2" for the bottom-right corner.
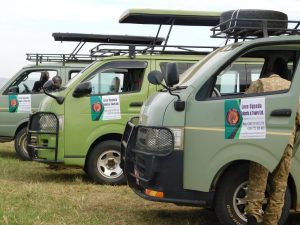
[
  {"x1": 226, "y1": 108, "x2": 240, "y2": 126},
  {"x1": 90, "y1": 96, "x2": 104, "y2": 121},
  {"x1": 224, "y1": 98, "x2": 265, "y2": 139},
  {"x1": 9, "y1": 95, "x2": 18, "y2": 112}
]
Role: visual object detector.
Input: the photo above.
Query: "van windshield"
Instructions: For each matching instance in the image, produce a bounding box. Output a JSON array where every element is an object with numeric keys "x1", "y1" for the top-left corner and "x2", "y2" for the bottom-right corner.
[
  {"x1": 178, "y1": 44, "x2": 240, "y2": 87},
  {"x1": 65, "y1": 61, "x2": 99, "y2": 88}
]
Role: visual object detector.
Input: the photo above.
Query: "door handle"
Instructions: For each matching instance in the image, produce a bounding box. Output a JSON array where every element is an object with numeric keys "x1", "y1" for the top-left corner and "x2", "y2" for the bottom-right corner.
[
  {"x1": 129, "y1": 102, "x2": 143, "y2": 107},
  {"x1": 270, "y1": 109, "x2": 292, "y2": 117}
]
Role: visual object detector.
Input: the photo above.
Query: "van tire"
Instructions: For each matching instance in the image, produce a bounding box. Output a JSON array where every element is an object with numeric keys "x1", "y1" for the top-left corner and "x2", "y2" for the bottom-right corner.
[
  {"x1": 220, "y1": 10, "x2": 288, "y2": 36},
  {"x1": 15, "y1": 127, "x2": 31, "y2": 160},
  {"x1": 86, "y1": 140, "x2": 126, "y2": 185},
  {"x1": 214, "y1": 163, "x2": 291, "y2": 225}
]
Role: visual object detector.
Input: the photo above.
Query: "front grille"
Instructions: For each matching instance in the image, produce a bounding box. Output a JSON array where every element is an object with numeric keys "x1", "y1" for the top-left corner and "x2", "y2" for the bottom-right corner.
[
  {"x1": 135, "y1": 126, "x2": 174, "y2": 156},
  {"x1": 27, "y1": 112, "x2": 59, "y2": 161}
]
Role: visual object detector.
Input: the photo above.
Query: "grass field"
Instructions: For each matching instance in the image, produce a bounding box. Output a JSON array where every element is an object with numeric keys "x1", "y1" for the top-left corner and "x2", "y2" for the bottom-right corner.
[
  {"x1": 0, "y1": 142, "x2": 299, "y2": 225},
  {"x1": 0, "y1": 142, "x2": 221, "y2": 225}
]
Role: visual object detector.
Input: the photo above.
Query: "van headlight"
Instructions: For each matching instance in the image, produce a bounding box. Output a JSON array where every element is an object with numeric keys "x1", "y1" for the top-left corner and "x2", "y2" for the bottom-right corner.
[
  {"x1": 39, "y1": 114, "x2": 58, "y2": 131},
  {"x1": 135, "y1": 126, "x2": 174, "y2": 155}
]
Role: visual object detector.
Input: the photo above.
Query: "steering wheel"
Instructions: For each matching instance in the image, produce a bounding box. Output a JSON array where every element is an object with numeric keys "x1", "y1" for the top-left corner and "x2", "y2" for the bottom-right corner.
[
  {"x1": 23, "y1": 83, "x2": 30, "y2": 93},
  {"x1": 213, "y1": 87, "x2": 221, "y2": 97}
]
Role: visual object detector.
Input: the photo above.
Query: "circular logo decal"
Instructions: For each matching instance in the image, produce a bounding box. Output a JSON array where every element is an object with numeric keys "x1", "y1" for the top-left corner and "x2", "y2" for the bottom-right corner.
[
  {"x1": 10, "y1": 99, "x2": 17, "y2": 107},
  {"x1": 92, "y1": 102, "x2": 102, "y2": 112},
  {"x1": 226, "y1": 108, "x2": 240, "y2": 125}
]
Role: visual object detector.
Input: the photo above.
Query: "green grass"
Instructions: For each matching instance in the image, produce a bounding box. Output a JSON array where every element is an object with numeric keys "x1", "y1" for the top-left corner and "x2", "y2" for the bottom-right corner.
[
  {"x1": 0, "y1": 143, "x2": 220, "y2": 225},
  {"x1": 1, "y1": 143, "x2": 299, "y2": 225}
]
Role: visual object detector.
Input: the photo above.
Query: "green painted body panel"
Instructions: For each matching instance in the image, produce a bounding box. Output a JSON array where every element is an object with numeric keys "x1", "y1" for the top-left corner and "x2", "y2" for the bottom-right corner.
[
  {"x1": 0, "y1": 63, "x2": 87, "y2": 140},
  {"x1": 35, "y1": 54, "x2": 202, "y2": 167},
  {"x1": 138, "y1": 35, "x2": 300, "y2": 210}
]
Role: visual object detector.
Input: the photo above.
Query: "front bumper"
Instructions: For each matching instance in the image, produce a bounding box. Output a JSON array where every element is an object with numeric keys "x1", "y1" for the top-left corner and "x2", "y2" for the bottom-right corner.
[
  {"x1": 122, "y1": 120, "x2": 214, "y2": 207},
  {"x1": 27, "y1": 112, "x2": 62, "y2": 163}
]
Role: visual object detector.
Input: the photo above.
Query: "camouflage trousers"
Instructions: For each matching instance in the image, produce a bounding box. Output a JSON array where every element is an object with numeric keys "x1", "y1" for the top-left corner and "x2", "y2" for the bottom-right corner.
[{"x1": 246, "y1": 144, "x2": 293, "y2": 225}]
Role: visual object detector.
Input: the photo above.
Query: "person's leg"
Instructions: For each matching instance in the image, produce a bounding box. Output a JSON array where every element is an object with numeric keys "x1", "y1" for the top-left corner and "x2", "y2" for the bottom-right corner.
[
  {"x1": 263, "y1": 145, "x2": 293, "y2": 225},
  {"x1": 246, "y1": 162, "x2": 269, "y2": 223}
]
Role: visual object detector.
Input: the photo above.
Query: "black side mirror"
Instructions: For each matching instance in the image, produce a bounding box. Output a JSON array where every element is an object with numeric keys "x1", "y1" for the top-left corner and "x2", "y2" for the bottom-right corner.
[
  {"x1": 8, "y1": 86, "x2": 19, "y2": 94},
  {"x1": 165, "y1": 63, "x2": 179, "y2": 87},
  {"x1": 43, "y1": 80, "x2": 54, "y2": 90},
  {"x1": 148, "y1": 70, "x2": 164, "y2": 85},
  {"x1": 73, "y1": 82, "x2": 92, "y2": 98}
]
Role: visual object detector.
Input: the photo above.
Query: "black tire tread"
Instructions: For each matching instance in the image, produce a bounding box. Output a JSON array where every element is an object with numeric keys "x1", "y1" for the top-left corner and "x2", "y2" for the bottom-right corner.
[
  {"x1": 14, "y1": 127, "x2": 31, "y2": 160},
  {"x1": 86, "y1": 140, "x2": 125, "y2": 185}
]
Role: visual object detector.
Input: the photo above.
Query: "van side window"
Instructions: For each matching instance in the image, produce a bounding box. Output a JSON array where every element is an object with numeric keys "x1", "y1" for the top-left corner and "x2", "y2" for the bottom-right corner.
[
  {"x1": 69, "y1": 70, "x2": 81, "y2": 80},
  {"x1": 212, "y1": 63, "x2": 264, "y2": 97},
  {"x1": 88, "y1": 68, "x2": 144, "y2": 95},
  {"x1": 6, "y1": 70, "x2": 58, "y2": 95}
]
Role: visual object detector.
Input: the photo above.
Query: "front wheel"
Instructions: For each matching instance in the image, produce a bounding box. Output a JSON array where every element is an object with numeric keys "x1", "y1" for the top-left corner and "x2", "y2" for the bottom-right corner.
[
  {"x1": 214, "y1": 163, "x2": 291, "y2": 225},
  {"x1": 15, "y1": 127, "x2": 31, "y2": 160},
  {"x1": 86, "y1": 140, "x2": 126, "y2": 185}
]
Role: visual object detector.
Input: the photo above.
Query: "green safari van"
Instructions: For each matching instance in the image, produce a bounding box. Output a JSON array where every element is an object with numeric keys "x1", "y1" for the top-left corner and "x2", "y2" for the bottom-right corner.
[
  {"x1": 122, "y1": 10, "x2": 300, "y2": 225},
  {"x1": 0, "y1": 49, "x2": 93, "y2": 160},
  {"x1": 27, "y1": 9, "x2": 220, "y2": 185}
]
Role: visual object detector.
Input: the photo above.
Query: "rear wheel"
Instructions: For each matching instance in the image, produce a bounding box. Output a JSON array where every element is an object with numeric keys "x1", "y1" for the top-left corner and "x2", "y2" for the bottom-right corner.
[
  {"x1": 214, "y1": 163, "x2": 291, "y2": 225},
  {"x1": 15, "y1": 127, "x2": 31, "y2": 160},
  {"x1": 86, "y1": 140, "x2": 126, "y2": 185}
]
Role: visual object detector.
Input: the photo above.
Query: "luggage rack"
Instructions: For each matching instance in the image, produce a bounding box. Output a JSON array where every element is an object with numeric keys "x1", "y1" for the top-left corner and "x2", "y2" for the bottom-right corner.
[
  {"x1": 26, "y1": 53, "x2": 97, "y2": 66},
  {"x1": 90, "y1": 43, "x2": 217, "y2": 58},
  {"x1": 211, "y1": 18, "x2": 300, "y2": 43}
]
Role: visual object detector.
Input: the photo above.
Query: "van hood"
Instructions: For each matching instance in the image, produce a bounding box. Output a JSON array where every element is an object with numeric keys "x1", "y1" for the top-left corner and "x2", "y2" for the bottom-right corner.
[{"x1": 139, "y1": 92, "x2": 175, "y2": 126}]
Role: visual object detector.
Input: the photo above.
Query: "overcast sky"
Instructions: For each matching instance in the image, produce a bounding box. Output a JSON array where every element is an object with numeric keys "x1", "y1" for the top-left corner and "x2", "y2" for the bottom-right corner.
[{"x1": 1, "y1": 0, "x2": 300, "y2": 78}]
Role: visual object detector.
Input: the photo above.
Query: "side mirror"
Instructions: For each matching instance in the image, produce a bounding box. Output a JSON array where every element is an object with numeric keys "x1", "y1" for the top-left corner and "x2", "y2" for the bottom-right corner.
[
  {"x1": 8, "y1": 86, "x2": 19, "y2": 94},
  {"x1": 43, "y1": 80, "x2": 54, "y2": 90},
  {"x1": 148, "y1": 70, "x2": 164, "y2": 85},
  {"x1": 165, "y1": 63, "x2": 179, "y2": 87},
  {"x1": 73, "y1": 82, "x2": 92, "y2": 98}
]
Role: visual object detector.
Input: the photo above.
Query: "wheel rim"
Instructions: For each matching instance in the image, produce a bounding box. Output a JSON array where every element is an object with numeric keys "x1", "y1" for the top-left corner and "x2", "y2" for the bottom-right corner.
[
  {"x1": 96, "y1": 150, "x2": 123, "y2": 179},
  {"x1": 233, "y1": 181, "x2": 248, "y2": 222},
  {"x1": 233, "y1": 181, "x2": 267, "y2": 222}
]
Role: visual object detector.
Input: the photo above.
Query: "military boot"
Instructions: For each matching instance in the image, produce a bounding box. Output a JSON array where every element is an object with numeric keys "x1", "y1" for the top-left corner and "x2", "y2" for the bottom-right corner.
[{"x1": 246, "y1": 214, "x2": 258, "y2": 225}]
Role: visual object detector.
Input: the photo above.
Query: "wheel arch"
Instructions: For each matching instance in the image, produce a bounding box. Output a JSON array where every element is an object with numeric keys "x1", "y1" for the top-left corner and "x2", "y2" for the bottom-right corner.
[
  {"x1": 14, "y1": 122, "x2": 28, "y2": 138},
  {"x1": 211, "y1": 159, "x2": 297, "y2": 210}
]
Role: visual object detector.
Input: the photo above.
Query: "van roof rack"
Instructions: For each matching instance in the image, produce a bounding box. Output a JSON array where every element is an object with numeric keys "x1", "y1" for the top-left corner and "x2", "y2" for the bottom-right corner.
[
  {"x1": 211, "y1": 18, "x2": 300, "y2": 43},
  {"x1": 90, "y1": 43, "x2": 216, "y2": 58},
  {"x1": 119, "y1": 9, "x2": 221, "y2": 51},
  {"x1": 26, "y1": 53, "x2": 97, "y2": 66}
]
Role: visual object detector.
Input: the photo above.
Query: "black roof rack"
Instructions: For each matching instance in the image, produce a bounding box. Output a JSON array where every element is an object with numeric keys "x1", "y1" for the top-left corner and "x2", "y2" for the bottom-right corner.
[
  {"x1": 90, "y1": 43, "x2": 216, "y2": 58},
  {"x1": 26, "y1": 53, "x2": 97, "y2": 66},
  {"x1": 211, "y1": 18, "x2": 300, "y2": 43}
]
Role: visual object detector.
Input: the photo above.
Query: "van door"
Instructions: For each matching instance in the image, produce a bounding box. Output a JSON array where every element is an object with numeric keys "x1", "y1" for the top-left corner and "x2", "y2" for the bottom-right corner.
[
  {"x1": 63, "y1": 61, "x2": 150, "y2": 159},
  {"x1": 183, "y1": 45, "x2": 300, "y2": 192},
  {"x1": 0, "y1": 69, "x2": 59, "y2": 139}
]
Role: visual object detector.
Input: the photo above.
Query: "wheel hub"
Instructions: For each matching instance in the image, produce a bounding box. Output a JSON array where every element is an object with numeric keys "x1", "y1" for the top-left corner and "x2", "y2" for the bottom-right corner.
[{"x1": 97, "y1": 149, "x2": 123, "y2": 179}]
